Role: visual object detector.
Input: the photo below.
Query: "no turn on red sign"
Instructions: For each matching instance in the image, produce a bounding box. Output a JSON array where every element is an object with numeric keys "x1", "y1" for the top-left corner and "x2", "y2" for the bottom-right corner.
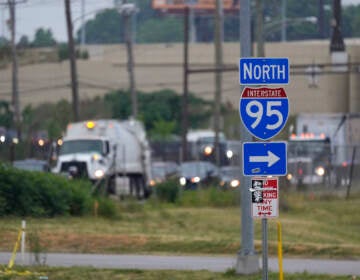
[{"x1": 250, "y1": 177, "x2": 279, "y2": 218}]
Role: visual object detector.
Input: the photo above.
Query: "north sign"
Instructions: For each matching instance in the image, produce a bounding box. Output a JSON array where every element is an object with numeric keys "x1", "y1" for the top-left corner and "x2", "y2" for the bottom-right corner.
[
  {"x1": 239, "y1": 87, "x2": 289, "y2": 140},
  {"x1": 239, "y1": 57, "x2": 289, "y2": 85},
  {"x1": 243, "y1": 142, "x2": 287, "y2": 176}
]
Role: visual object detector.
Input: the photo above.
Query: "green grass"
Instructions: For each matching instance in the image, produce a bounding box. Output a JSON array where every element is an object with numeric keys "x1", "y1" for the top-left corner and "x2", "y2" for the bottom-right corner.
[
  {"x1": 0, "y1": 266, "x2": 354, "y2": 280},
  {"x1": 0, "y1": 191, "x2": 359, "y2": 279},
  {"x1": 0, "y1": 191, "x2": 359, "y2": 259}
]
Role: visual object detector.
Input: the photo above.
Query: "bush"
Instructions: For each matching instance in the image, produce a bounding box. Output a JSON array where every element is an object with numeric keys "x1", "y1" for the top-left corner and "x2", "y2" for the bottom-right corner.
[
  {"x1": 95, "y1": 197, "x2": 118, "y2": 219},
  {"x1": 0, "y1": 164, "x2": 93, "y2": 217},
  {"x1": 57, "y1": 43, "x2": 68, "y2": 62},
  {"x1": 154, "y1": 178, "x2": 180, "y2": 203}
]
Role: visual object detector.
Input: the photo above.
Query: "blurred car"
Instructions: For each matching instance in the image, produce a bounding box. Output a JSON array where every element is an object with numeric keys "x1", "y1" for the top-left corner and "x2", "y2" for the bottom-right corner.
[
  {"x1": 13, "y1": 159, "x2": 49, "y2": 172},
  {"x1": 150, "y1": 161, "x2": 179, "y2": 186},
  {"x1": 219, "y1": 166, "x2": 241, "y2": 189},
  {"x1": 179, "y1": 161, "x2": 219, "y2": 189}
]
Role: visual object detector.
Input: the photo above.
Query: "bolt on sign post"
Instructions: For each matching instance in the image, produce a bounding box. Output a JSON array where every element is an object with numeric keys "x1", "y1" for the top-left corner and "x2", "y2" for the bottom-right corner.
[{"x1": 239, "y1": 57, "x2": 289, "y2": 280}]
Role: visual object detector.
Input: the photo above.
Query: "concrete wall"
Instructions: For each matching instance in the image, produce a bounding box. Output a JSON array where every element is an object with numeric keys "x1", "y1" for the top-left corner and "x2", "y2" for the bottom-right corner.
[{"x1": 0, "y1": 39, "x2": 359, "y2": 114}]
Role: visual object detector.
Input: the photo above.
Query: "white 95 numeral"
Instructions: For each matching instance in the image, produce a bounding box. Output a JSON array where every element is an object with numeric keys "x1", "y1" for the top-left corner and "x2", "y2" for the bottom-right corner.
[{"x1": 246, "y1": 100, "x2": 283, "y2": 130}]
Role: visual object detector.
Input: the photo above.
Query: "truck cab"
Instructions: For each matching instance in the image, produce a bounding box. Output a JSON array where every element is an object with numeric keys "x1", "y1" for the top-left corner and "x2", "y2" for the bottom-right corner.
[
  {"x1": 286, "y1": 133, "x2": 331, "y2": 187},
  {"x1": 52, "y1": 119, "x2": 152, "y2": 199},
  {"x1": 54, "y1": 137, "x2": 112, "y2": 181}
]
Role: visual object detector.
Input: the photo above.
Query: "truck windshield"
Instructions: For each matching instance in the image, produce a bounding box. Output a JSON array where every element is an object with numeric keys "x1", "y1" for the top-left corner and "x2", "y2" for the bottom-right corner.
[
  {"x1": 288, "y1": 139, "x2": 331, "y2": 161},
  {"x1": 59, "y1": 140, "x2": 103, "y2": 155}
]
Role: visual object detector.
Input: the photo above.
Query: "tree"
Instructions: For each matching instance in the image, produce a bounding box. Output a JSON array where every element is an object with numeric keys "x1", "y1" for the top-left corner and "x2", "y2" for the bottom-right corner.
[
  {"x1": 104, "y1": 89, "x2": 212, "y2": 134},
  {"x1": 17, "y1": 35, "x2": 30, "y2": 49},
  {"x1": 343, "y1": 4, "x2": 360, "y2": 37},
  {"x1": 137, "y1": 17, "x2": 183, "y2": 43},
  {"x1": 151, "y1": 120, "x2": 176, "y2": 139},
  {"x1": 74, "y1": 0, "x2": 360, "y2": 45},
  {"x1": 0, "y1": 101, "x2": 13, "y2": 128},
  {"x1": 79, "y1": 9, "x2": 123, "y2": 44},
  {"x1": 261, "y1": 0, "x2": 332, "y2": 41},
  {"x1": 0, "y1": 42, "x2": 11, "y2": 61},
  {"x1": 0, "y1": 36, "x2": 8, "y2": 47},
  {"x1": 32, "y1": 28, "x2": 56, "y2": 47}
]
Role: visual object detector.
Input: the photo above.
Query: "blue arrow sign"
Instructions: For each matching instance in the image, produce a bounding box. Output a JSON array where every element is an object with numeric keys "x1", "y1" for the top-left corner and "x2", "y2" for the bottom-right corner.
[
  {"x1": 239, "y1": 57, "x2": 289, "y2": 85},
  {"x1": 243, "y1": 142, "x2": 287, "y2": 176}
]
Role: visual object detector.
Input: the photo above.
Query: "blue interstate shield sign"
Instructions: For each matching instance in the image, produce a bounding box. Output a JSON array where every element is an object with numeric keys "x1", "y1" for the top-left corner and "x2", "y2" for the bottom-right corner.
[
  {"x1": 239, "y1": 87, "x2": 289, "y2": 140},
  {"x1": 243, "y1": 142, "x2": 287, "y2": 176}
]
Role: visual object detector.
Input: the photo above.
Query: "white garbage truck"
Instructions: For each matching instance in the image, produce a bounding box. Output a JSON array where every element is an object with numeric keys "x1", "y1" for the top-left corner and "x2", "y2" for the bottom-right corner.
[
  {"x1": 286, "y1": 113, "x2": 360, "y2": 187},
  {"x1": 52, "y1": 119, "x2": 152, "y2": 198}
]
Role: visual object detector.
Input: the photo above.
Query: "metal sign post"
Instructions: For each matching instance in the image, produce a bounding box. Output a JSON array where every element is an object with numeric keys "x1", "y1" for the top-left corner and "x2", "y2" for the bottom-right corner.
[
  {"x1": 250, "y1": 177, "x2": 279, "y2": 280},
  {"x1": 239, "y1": 56, "x2": 289, "y2": 279},
  {"x1": 262, "y1": 218, "x2": 268, "y2": 280},
  {"x1": 235, "y1": 0, "x2": 259, "y2": 275}
]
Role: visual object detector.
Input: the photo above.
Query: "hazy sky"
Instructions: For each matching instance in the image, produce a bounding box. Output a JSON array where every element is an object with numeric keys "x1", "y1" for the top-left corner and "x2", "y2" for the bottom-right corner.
[
  {"x1": 1, "y1": 0, "x2": 115, "y2": 42},
  {"x1": 1, "y1": 0, "x2": 360, "y2": 42}
]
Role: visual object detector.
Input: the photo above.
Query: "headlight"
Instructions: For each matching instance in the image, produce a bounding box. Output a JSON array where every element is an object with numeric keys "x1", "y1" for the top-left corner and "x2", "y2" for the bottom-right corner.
[
  {"x1": 179, "y1": 177, "x2": 186, "y2": 186},
  {"x1": 226, "y1": 150, "x2": 233, "y2": 159},
  {"x1": 230, "y1": 179, "x2": 240, "y2": 188},
  {"x1": 94, "y1": 169, "x2": 105, "y2": 178},
  {"x1": 203, "y1": 146, "x2": 213, "y2": 156},
  {"x1": 92, "y1": 154, "x2": 100, "y2": 161},
  {"x1": 191, "y1": 176, "x2": 200, "y2": 183},
  {"x1": 315, "y1": 166, "x2": 325, "y2": 176},
  {"x1": 286, "y1": 173, "x2": 293, "y2": 180}
]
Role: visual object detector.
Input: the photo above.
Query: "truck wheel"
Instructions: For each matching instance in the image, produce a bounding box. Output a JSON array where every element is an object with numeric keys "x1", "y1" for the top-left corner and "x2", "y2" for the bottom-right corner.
[
  {"x1": 129, "y1": 176, "x2": 136, "y2": 197},
  {"x1": 106, "y1": 176, "x2": 116, "y2": 195},
  {"x1": 138, "y1": 175, "x2": 152, "y2": 199},
  {"x1": 136, "y1": 176, "x2": 145, "y2": 200},
  {"x1": 129, "y1": 176, "x2": 143, "y2": 199},
  {"x1": 130, "y1": 176, "x2": 150, "y2": 200},
  {"x1": 142, "y1": 178, "x2": 152, "y2": 199}
]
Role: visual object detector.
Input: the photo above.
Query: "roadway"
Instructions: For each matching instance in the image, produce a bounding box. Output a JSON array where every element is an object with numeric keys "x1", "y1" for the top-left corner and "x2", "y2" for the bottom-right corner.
[{"x1": 0, "y1": 253, "x2": 359, "y2": 276}]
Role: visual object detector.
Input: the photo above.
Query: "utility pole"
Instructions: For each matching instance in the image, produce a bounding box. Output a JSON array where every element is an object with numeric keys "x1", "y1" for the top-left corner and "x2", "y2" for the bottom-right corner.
[
  {"x1": 1, "y1": 6, "x2": 5, "y2": 38},
  {"x1": 4, "y1": 0, "x2": 26, "y2": 139},
  {"x1": 329, "y1": 0, "x2": 348, "y2": 112},
  {"x1": 318, "y1": 0, "x2": 325, "y2": 39},
  {"x1": 330, "y1": 0, "x2": 345, "y2": 52},
  {"x1": 281, "y1": 0, "x2": 286, "y2": 42},
  {"x1": 118, "y1": 0, "x2": 138, "y2": 118},
  {"x1": 236, "y1": 0, "x2": 259, "y2": 275},
  {"x1": 80, "y1": 0, "x2": 86, "y2": 48},
  {"x1": 214, "y1": 0, "x2": 223, "y2": 167},
  {"x1": 181, "y1": 7, "x2": 189, "y2": 162},
  {"x1": 65, "y1": 0, "x2": 80, "y2": 121},
  {"x1": 255, "y1": 0, "x2": 264, "y2": 56}
]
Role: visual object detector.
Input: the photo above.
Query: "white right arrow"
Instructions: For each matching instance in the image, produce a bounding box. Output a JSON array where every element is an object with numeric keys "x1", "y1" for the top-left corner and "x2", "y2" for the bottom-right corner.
[{"x1": 249, "y1": 151, "x2": 280, "y2": 167}]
